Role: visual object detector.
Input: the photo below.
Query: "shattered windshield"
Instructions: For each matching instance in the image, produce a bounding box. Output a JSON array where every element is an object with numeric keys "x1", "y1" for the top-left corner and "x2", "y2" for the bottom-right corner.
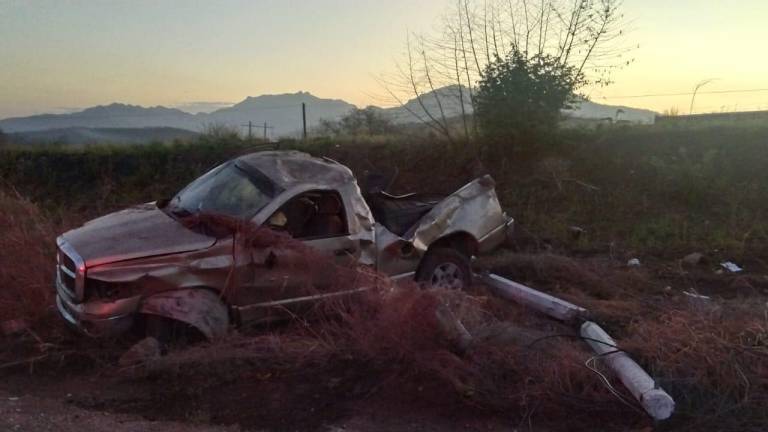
[{"x1": 169, "y1": 161, "x2": 276, "y2": 219}]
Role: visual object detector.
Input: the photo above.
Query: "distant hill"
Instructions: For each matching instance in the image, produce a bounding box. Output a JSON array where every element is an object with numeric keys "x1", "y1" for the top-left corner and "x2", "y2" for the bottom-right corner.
[
  {"x1": 378, "y1": 86, "x2": 657, "y2": 125},
  {"x1": 206, "y1": 92, "x2": 355, "y2": 138},
  {"x1": 376, "y1": 85, "x2": 473, "y2": 124},
  {"x1": 9, "y1": 127, "x2": 199, "y2": 145},
  {"x1": 0, "y1": 88, "x2": 657, "y2": 140},
  {"x1": 1, "y1": 104, "x2": 202, "y2": 133},
  {"x1": 563, "y1": 98, "x2": 657, "y2": 124},
  {"x1": 0, "y1": 92, "x2": 356, "y2": 138}
]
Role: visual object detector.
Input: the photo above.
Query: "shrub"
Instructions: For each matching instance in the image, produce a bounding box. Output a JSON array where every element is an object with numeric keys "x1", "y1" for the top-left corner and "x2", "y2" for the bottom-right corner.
[{"x1": 474, "y1": 49, "x2": 585, "y2": 146}]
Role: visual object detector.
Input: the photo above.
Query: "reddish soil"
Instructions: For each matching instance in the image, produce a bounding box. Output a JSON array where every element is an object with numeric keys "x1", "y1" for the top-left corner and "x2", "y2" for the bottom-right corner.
[{"x1": 0, "y1": 353, "x2": 523, "y2": 432}]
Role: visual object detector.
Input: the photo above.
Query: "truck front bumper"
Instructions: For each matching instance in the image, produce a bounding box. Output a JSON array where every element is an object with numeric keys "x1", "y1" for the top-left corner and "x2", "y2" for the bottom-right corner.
[{"x1": 55, "y1": 273, "x2": 140, "y2": 337}]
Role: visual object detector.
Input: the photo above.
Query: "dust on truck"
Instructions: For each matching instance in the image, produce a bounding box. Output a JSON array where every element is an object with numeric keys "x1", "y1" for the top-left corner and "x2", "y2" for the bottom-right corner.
[{"x1": 55, "y1": 151, "x2": 513, "y2": 339}]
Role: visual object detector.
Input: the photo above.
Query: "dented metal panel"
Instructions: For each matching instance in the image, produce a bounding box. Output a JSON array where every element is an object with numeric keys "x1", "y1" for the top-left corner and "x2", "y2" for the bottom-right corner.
[
  {"x1": 407, "y1": 175, "x2": 509, "y2": 252},
  {"x1": 85, "y1": 241, "x2": 235, "y2": 294},
  {"x1": 247, "y1": 152, "x2": 377, "y2": 266},
  {"x1": 374, "y1": 224, "x2": 421, "y2": 275},
  {"x1": 238, "y1": 151, "x2": 355, "y2": 190},
  {"x1": 54, "y1": 150, "x2": 510, "y2": 340},
  {"x1": 140, "y1": 289, "x2": 229, "y2": 339},
  {"x1": 62, "y1": 203, "x2": 216, "y2": 267}
]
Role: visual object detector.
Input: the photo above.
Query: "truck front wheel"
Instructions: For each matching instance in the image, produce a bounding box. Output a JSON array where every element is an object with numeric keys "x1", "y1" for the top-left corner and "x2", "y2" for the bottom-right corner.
[
  {"x1": 416, "y1": 247, "x2": 472, "y2": 290},
  {"x1": 143, "y1": 314, "x2": 203, "y2": 351}
]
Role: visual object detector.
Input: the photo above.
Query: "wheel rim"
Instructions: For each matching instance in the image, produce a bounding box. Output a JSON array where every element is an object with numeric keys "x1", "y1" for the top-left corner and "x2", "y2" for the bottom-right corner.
[{"x1": 429, "y1": 262, "x2": 464, "y2": 290}]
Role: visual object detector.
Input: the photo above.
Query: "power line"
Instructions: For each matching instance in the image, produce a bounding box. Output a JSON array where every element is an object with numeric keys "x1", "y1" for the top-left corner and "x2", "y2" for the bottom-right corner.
[
  {"x1": 599, "y1": 88, "x2": 768, "y2": 99},
  {"x1": 240, "y1": 121, "x2": 273, "y2": 141}
]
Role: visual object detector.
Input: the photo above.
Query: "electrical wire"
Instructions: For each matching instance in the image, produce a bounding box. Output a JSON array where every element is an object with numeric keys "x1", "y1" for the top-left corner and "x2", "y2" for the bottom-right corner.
[
  {"x1": 598, "y1": 88, "x2": 768, "y2": 99},
  {"x1": 585, "y1": 352, "x2": 647, "y2": 415},
  {"x1": 526, "y1": 333, "x2": 637, "y2": 357},
  {"x1": 526, "y1": 332, "x2": 651, "y2": 416}
]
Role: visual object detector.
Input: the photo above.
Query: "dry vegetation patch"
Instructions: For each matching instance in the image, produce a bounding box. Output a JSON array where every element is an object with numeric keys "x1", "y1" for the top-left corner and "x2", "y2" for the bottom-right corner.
[{"x1": 0, "y1": 189, "x2": 57, "y2": 324}]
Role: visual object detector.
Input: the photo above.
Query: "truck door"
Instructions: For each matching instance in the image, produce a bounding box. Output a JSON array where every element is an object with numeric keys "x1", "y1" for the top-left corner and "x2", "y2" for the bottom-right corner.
[{"x1": 234, "y1": 189, "x2": 359, "y2": 325}]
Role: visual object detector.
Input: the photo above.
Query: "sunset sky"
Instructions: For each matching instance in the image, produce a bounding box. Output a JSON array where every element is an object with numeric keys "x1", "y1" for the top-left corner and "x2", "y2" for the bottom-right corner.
[{"x1": 1, "y1": 0, "x2": 767, "y2": 119}]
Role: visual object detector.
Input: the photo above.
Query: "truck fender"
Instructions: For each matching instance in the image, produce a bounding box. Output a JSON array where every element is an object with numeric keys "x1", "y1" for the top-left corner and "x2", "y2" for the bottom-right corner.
[{"x1": 139, "y1": 289, "x2": 229, "y2": 340}]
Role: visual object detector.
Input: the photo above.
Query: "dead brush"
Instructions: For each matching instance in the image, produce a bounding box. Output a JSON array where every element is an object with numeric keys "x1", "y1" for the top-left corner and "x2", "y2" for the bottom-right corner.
[
  {"x1": 0, "y1": 189, "x2": 57, "y2": 324},
  {"x1": 624, "y1": 300, "x2": 768, "y2": 429},
  {"x1": 305, "y1": 276, "x2": 652, "y2": 427},
  {"x1": 136, "y1": 332, "x2": 336, "y2": 380},
  {"x1": 476, "y1": 252, "x2": 616, "y2": 298}
]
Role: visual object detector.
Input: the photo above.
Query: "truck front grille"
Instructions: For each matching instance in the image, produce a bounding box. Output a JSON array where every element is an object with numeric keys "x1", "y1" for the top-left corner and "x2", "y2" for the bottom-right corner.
[{"x1": 57, "y1": 240, "x2": 84, "y2": 302}]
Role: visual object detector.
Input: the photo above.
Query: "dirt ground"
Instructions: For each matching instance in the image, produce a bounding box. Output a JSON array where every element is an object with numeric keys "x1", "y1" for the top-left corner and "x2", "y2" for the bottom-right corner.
[
  {"x1": 1, "y1": 252, "x2": 766, "y2": 432},
  {"x1": 0, "y1": 346, "x2": 530, "y2": 432}
]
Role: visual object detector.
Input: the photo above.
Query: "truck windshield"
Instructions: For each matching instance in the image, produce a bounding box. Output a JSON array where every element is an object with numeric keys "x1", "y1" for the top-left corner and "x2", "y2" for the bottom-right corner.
[{"x1": 169, "y1": 162, "x2": 275, "y2": 219}]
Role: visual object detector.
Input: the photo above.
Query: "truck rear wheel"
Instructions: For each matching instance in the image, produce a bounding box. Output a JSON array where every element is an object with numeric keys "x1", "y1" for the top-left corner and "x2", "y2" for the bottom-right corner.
[{"x1": 416, "y1": 247, "x2": 472, "y2": 290}]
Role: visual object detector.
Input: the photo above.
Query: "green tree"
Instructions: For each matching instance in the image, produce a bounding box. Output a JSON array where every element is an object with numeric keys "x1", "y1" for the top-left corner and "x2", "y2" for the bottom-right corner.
[
  {"x1": 474, "y1": 50, "x2": 585, "y2": 142},
  {"x1": 0, "y1": 128, "x2": 7, "y2": 147}
]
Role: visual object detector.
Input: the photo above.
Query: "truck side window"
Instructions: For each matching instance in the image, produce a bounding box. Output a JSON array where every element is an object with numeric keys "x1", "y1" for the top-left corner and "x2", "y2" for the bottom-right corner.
[{"x1": 270, "y1": 191, "x2": 348, "y2": 239}]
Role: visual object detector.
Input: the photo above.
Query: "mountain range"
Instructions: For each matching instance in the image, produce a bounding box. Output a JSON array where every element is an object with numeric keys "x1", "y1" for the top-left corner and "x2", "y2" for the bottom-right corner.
[{"x1": 0, "y1": 86, "x2": 657, "y2": 141}]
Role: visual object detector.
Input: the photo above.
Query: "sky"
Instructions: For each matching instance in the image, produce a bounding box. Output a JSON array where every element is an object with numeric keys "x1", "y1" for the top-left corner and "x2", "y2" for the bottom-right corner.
[{"x1": 1, "y1": 0, "x2": 767, "y2": 119}]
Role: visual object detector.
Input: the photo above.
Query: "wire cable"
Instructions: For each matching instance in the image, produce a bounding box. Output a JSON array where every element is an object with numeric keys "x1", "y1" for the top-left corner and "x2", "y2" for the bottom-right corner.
[
  {"x1": 525, "y1": 332, "x2": 653, "y2": 416},
  {"x1": 598, "y1": 88, "x2": 768, "y2": 99}
]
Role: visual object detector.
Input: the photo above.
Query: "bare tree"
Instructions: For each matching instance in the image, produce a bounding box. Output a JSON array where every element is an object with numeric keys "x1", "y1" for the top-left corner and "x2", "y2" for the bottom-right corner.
[{"x1": 382, "y1": 0, "x2": 632, "y2": 142}]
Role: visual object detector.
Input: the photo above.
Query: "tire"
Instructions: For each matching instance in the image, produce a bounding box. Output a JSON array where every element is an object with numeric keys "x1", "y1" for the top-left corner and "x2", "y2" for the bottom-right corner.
[
  {"x1": 143, "y1": 315, "x2": 202, "y2": 352},
  {"x1": 416, "y1": 247, "x2": 472, "y2": 290}
]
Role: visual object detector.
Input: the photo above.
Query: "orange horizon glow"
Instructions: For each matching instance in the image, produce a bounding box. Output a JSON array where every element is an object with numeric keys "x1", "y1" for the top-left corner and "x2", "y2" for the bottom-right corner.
[{"x1": 1, "y1": 0, "x2": 766, "y2": 118}]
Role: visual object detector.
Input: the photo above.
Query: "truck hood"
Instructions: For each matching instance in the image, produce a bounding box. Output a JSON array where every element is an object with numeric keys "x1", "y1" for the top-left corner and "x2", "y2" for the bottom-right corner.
[{"x1": 61, "y1": 203, "x2": 216, "y2": 267}]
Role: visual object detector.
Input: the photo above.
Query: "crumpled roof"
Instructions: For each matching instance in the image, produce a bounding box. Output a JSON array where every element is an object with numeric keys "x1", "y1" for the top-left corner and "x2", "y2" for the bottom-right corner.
[{"x1": 237, "y1": 151, "x2": 354, "y2": 189}]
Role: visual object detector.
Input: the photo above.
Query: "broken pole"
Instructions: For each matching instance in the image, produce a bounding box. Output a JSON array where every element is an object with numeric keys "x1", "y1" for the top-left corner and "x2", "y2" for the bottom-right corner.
[
  {"x1": 480, "y1": 273, "x2": 587, "y2": 322},
  {"x1": 434, "y1": 304, "x2": 472, "y2": 353},
  {"x1": 580, "y1": 321, "x2": 675, "y2": 420}
]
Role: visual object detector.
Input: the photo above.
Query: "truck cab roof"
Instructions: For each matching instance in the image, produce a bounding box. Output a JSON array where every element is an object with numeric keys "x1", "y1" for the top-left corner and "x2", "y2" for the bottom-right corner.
[{"x1": 236, "y1": 151, "x2": 355, "y2": 190}]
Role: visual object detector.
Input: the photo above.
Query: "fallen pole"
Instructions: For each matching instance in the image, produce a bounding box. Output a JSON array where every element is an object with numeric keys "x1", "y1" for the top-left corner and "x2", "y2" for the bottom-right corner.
[
  {"x1": 480, "y1": 273, "x2": 587, "y2": 321},
  {"x1": 580, "y1": 321, "x2": 675, "y2": 420}
]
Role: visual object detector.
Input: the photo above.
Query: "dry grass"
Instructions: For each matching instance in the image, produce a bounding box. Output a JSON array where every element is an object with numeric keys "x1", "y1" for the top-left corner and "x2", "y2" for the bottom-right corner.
[
  {"x1": 13, "y1": 224, "x2": 750, "y2": 430},
  {"x1": 478, "y1": 250, "x2": 768, "y2": 429},
  {"x1": 0, "y1": 189, "x2": 57, "y2": 324},
  {"x1": 1, "y1": 193, "x2": 765, "y2": 430},
  {"x1": 625, "y1": 302, "x2": 768, "y2": 430}
]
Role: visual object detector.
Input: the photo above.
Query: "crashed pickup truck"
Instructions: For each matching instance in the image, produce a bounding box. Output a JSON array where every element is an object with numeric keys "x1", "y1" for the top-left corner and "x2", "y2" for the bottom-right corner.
[{"x1": 55, "y1": 151, "x2": 512, "y2": 339}]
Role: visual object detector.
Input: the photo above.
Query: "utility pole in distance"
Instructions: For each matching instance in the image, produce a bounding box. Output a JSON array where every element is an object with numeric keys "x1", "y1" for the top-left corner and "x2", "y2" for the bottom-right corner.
[
  {"x1": 302, "y1": 103, "x2": 307, "y2": 140},
  {"x1": 261, "y1": 121, "x2": 274, "y2": 142},
  {"x1": 241, "y1": 121, "x2": 253, "y2": 140},
  {"x1": 242, "y1": 121, "x2": 272, "y2": 141}
]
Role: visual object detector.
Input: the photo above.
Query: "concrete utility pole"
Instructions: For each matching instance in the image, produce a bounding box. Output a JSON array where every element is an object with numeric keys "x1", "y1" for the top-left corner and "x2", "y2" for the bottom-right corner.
[
  {"x1": 302, "y1": 103, "x2": 307, "y2": 140},
  {"x1": 242, "y1": 121, "x2": 253, "y2": 140},
  {"x1": 259, "y1": 122, "x2": 274, "y2": 142}
]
